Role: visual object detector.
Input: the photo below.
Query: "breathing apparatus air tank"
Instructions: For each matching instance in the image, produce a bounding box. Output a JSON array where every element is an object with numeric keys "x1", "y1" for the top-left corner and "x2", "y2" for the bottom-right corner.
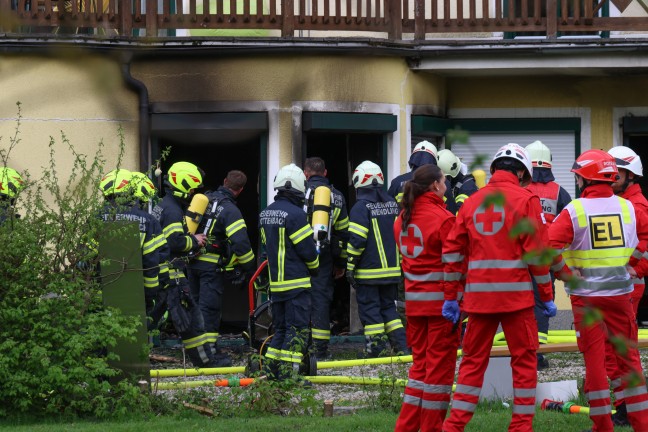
[
  {"x1": 472, "y1": 169, "x2": 486, "y2": 189},
  {"x1": 311, "y1": 186, "x2": 332, "y2": 252},
  {"x1": 185, "y1": 193, "x2": 209, "y2": 234}
]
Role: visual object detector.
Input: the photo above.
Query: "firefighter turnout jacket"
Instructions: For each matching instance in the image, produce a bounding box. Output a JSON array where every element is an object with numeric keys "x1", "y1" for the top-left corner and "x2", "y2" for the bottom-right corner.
[
  {"x1": 192, "y1": 186, "x2": 255, "y2": 272},
  {"x1": 347, "y1": 186, "x2": 401, "y2": 284},
  {"x1": 101, "y1": 202, "x2": 166, "y2": 291},
  {"x1": 442, "y1": 170, "x2": 560, "y2": 313},
  {"x1": 394, "y1": 191, "x2": 458, "y2": 316},
  {"x1": 451, "y1": 172, "x2": 479, "y2": 214},
  {"x1": 259, "y1": 194, "x2": 319, "y2": 299},
  {"x1": 526, "y1": 168, "x2": 572, "y2": 224},
  {"x1": 152, "y1": 192, "x2": 203, "y2": 281}
]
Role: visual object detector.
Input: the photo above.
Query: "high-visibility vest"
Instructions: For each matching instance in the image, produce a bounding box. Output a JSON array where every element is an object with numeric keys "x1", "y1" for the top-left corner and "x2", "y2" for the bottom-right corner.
[
  {"x1": 562, "y1": 195, "x2": 637, "y2": 297},
  {"x1": 527, "y1": 181, "x2": 560, "y2": 224}
]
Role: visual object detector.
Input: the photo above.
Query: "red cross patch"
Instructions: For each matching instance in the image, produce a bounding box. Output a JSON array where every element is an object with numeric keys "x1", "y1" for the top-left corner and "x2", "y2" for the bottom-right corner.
[{"x1": 400, "y1": 224, "x2": 424, "y2": 258}]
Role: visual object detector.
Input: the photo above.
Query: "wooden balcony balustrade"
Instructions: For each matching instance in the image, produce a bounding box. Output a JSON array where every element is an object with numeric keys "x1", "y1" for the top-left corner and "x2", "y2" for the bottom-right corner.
[{"x1": 1, "y1": 0, "x2": 647, "y2": 40}]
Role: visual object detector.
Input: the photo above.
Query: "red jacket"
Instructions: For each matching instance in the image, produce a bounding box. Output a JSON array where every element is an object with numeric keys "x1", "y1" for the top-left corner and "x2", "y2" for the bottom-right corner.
[
  {"x1": 549, "y1": 184, "x2": 648, "y2": 264},
  {"x1": 622, "y1": 184, "x2": 648, "y2": 280},
  {"x1": 442, "y1": 170, "x2": 554, "y2": 314},
  {"x1": 394, "y1": 192, "x2": 457, "y2": 316}
]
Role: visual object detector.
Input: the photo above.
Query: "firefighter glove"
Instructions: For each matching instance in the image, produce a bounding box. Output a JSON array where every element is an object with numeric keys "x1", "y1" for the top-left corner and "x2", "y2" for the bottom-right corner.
[
  {"x1": 167, "y1": 284, "x2": 192, "y2": 333},
  {"x1": 543, "y1": 300, "x2": 557, "y2": 317},
  {"x1": 442, "y1": 300, "x2": 460, "y2": 323},
  {"x1": 346, "y1": 270, "x2": 357, "y2": 289}
]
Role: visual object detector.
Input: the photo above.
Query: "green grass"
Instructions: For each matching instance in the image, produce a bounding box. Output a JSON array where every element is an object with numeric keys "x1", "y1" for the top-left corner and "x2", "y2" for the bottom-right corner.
[{"x1": 1, "y1": 404, "x2": 631, "y2": 432}]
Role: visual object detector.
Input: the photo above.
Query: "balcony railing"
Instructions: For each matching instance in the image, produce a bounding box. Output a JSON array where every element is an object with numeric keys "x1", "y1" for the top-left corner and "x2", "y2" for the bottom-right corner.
[{"x1": 1, "y1": 0, "x2": 648, "y2": 40}]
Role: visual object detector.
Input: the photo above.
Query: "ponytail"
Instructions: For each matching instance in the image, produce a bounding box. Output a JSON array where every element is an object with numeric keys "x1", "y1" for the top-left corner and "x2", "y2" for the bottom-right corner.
[{"x1": 401, "y1": 164, "x2": 444, "y2": 232}]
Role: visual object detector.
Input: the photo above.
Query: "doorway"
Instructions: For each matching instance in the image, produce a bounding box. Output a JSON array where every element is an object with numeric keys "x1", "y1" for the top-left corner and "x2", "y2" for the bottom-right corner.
[
  {"x1": 304, "y1": 131, "x2": 387, "y2": 335},
  {"x1": 151, "y1": 112, "x2": 268, "y2": 333}
]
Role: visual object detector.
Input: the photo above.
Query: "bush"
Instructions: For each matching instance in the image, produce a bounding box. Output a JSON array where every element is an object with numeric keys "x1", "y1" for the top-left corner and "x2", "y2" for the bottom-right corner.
[{"x1": 0, "y1": 105, "x2": 146, "y2": 419}]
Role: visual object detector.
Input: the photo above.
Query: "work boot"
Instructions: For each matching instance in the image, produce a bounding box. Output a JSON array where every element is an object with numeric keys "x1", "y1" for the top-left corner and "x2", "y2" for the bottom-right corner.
[
  {"x1": 611, "y1": 402, "x2": 630, "y2": 426},
  {"x1": 537, "y1": 354, "x2": 549, "y2": 371},
  {"x1": 209, "y1": 351, "x2": 232, "y2": 368},
  {"x1": 311, "y1": 340, "x2": 331, "y2": 360},
  {"x1": 262, "y1": 358, "x2": 280, "y2": 380},
  {"x1": 359, "y1": 334, "x2": 388, "y2": 358},
  {"x1": 387, "y1": 328, "x2": 410, "y2": 356}
]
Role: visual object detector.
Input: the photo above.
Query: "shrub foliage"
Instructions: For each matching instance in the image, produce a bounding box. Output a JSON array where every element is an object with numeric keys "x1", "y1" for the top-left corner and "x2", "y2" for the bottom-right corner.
[{"x1": 0, "y1": 105, "x2": 145, "y2": 419}]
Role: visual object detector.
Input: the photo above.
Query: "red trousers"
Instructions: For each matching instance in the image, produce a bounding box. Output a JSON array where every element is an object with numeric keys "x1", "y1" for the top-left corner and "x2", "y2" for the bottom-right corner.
[
  {"x1": 605, "y1": 284, "x2": 645, "y2": 411},
  {"x1": 631, "y1": 283, "x2": 645, "y2": 318},
  {"x1": 395, "y1": 315, "x2": 460, "y2": 432},
  {"x1": 572, "y1": 294, "x2": 648, "y2": 432},
  {"x1": 443, "y1": 308, "x2": 538, "y2": 432}
]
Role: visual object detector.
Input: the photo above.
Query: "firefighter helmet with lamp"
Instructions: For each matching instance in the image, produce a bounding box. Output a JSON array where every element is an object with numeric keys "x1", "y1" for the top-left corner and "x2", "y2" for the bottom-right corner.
[
  {"x1": 273, "y1": 163, "x2": 307, "y2": 194},
  {"x1": 525, "y1": 140, "x2": 553, "y2": 169},
  {"x1": 491, "y1": 143, "x2": 533, "y2": 180}
]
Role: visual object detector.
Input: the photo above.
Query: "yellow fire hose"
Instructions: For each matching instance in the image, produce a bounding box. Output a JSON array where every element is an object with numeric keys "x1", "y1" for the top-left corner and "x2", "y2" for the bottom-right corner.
[{"x1": 151, "y1": 375, "x2": 437, "y2": 390}]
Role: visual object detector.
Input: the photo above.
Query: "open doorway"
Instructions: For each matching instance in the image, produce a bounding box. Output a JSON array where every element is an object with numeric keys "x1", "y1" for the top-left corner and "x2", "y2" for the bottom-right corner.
[
  {"x1": 150, "y1": 111, "x2": 268, "y2": 334},
  {"x1": 304, "y1": 131, "x2": 386, "y2": 335}
]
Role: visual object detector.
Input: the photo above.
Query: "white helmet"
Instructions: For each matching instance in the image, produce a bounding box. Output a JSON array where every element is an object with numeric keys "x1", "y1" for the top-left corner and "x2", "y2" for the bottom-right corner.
[
  {"x1": 412, "y1": 140, "x2": 438, "y2": 159},
  {"x1": 437, "y1": 149, "x2": 461, "y2": 178},
  {"x1": 525, "y1": 140, "x2": 552, "y2": 169},
  {"x1": 273, "y1": 163, "x2": 307, "y2": 193},
  {"x1": 608, "y1": 146, "x2": 643, "y2": 177},
  {"x1": 492, "y1": 143, "x2": 533, "y2": 179},
  {"x1": 352, "y1": 161, "x2": 384, "y2": 188}
]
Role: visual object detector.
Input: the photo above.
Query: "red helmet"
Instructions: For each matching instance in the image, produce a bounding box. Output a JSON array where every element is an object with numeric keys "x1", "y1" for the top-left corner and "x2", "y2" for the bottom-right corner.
[{"x1": 571, "y1": 149, "x2": 618, "y2": 183}]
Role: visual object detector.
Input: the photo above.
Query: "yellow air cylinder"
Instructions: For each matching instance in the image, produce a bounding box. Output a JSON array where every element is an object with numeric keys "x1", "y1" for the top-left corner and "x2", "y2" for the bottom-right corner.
[
  {"x1": 185, "y1": 193, "x2": 209, "y2": 234},
  {"x1": 473, "y1": 169, "x2": 486, "y2": 189},
  {"x1": 312, "y1": 186, "x2": 331, "y2": 246}
]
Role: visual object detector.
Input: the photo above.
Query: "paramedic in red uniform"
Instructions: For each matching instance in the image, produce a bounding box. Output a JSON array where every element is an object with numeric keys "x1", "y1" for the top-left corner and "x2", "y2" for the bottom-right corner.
[
  {"x1": 524, "y1": 140, "x2": 572, "y2": 370},
  {"x1": 606, "y1": 146, "x2": 648, "y2": 427},
  {"x1": 548, "y1": 149, "x2": 648, "y2": 432},
  {"x1": 394, "y1": 164, "x2": 462, "y2": 432},
  {"x1": 441, "y1": 143, "x2": 562, "y2": 432}
]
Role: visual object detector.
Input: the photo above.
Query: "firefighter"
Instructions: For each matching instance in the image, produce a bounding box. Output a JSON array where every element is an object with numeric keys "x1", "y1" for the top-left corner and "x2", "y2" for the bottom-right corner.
[
  {"x1": 99, "y1": 170, "x2": 167, "y2": 328},
  {"x1": 187, "y1": 170, "x2": 255, "y2": 367},
  {"x1": 437, "y1": 149, "x2": 478, "y2": 214},
  {"x1": 606, "y1": 146, "x2": 648, "y2": 427},
  {"x1": 441, "y1": 143, "x2": 564, "y2": 432},
  {"x1": 347, "y1": 160, "x2": 408, "y2": 357},
  {"x1": 0, "y1": 166, "x2": 24, "y2": 225},
  {"x1": 394, "y1": 164, "x2": 461, "y2": 432},
  {"x1": 129, "y1": 171, "x2": 170, "y2": 330},
  {"x1": 388, "y1": 141, "x2": 456, "y2": 214},
  {"x1": 548, "y1": 149, "x2": 648, "y2": 432},
  {"x1": 259, "y1": 163, "x2": 319, "y2": 380},
  {"x1": 524, "y1": 140, "x2": 573, "y2": 370},
  {"x1": 150, "y1": 161, "x2": 221, "y2": 368},
  {"x1": 303, "y1": 157, "x2": 349, "y2": 360}
]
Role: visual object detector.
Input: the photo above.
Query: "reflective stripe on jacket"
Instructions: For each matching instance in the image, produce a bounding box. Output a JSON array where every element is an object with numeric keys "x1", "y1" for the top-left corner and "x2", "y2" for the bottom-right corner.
[
  {"x1": 394, "y1": 192, "x2": 460, "y2": 316},
  {"x1": 562, "y1": 195, "x2": 637, "y2": 297},
  {"x1": 259, "y1": 196, "x2": 319, "y2": 296},
  {"x1": 442, "y1": 170, "x2": 553, "y2": 313}
]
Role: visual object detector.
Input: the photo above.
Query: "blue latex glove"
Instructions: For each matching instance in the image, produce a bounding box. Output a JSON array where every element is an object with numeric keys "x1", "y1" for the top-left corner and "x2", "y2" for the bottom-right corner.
[
  {"x1": 543, "y1": 300, "x2": 557, "y2": 317},
  {"x1": 442, "y1": 300, "x2": 460, "y2": 323}
]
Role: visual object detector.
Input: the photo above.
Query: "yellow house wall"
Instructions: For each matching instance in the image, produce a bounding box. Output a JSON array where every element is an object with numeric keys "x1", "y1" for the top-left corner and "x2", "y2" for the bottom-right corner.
[
  {"x1": 446, "y1": 74, "x2": 648, "y2": 311},
  {"x1": 0, "y1": 55, "x2": 139, "y2": 180},
  {"x1": 446, "y1": 75, "x2": 648, "y2": 151},
  {"x1": 132, "y1": 56, "x2": 445, "y2": 171}
]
